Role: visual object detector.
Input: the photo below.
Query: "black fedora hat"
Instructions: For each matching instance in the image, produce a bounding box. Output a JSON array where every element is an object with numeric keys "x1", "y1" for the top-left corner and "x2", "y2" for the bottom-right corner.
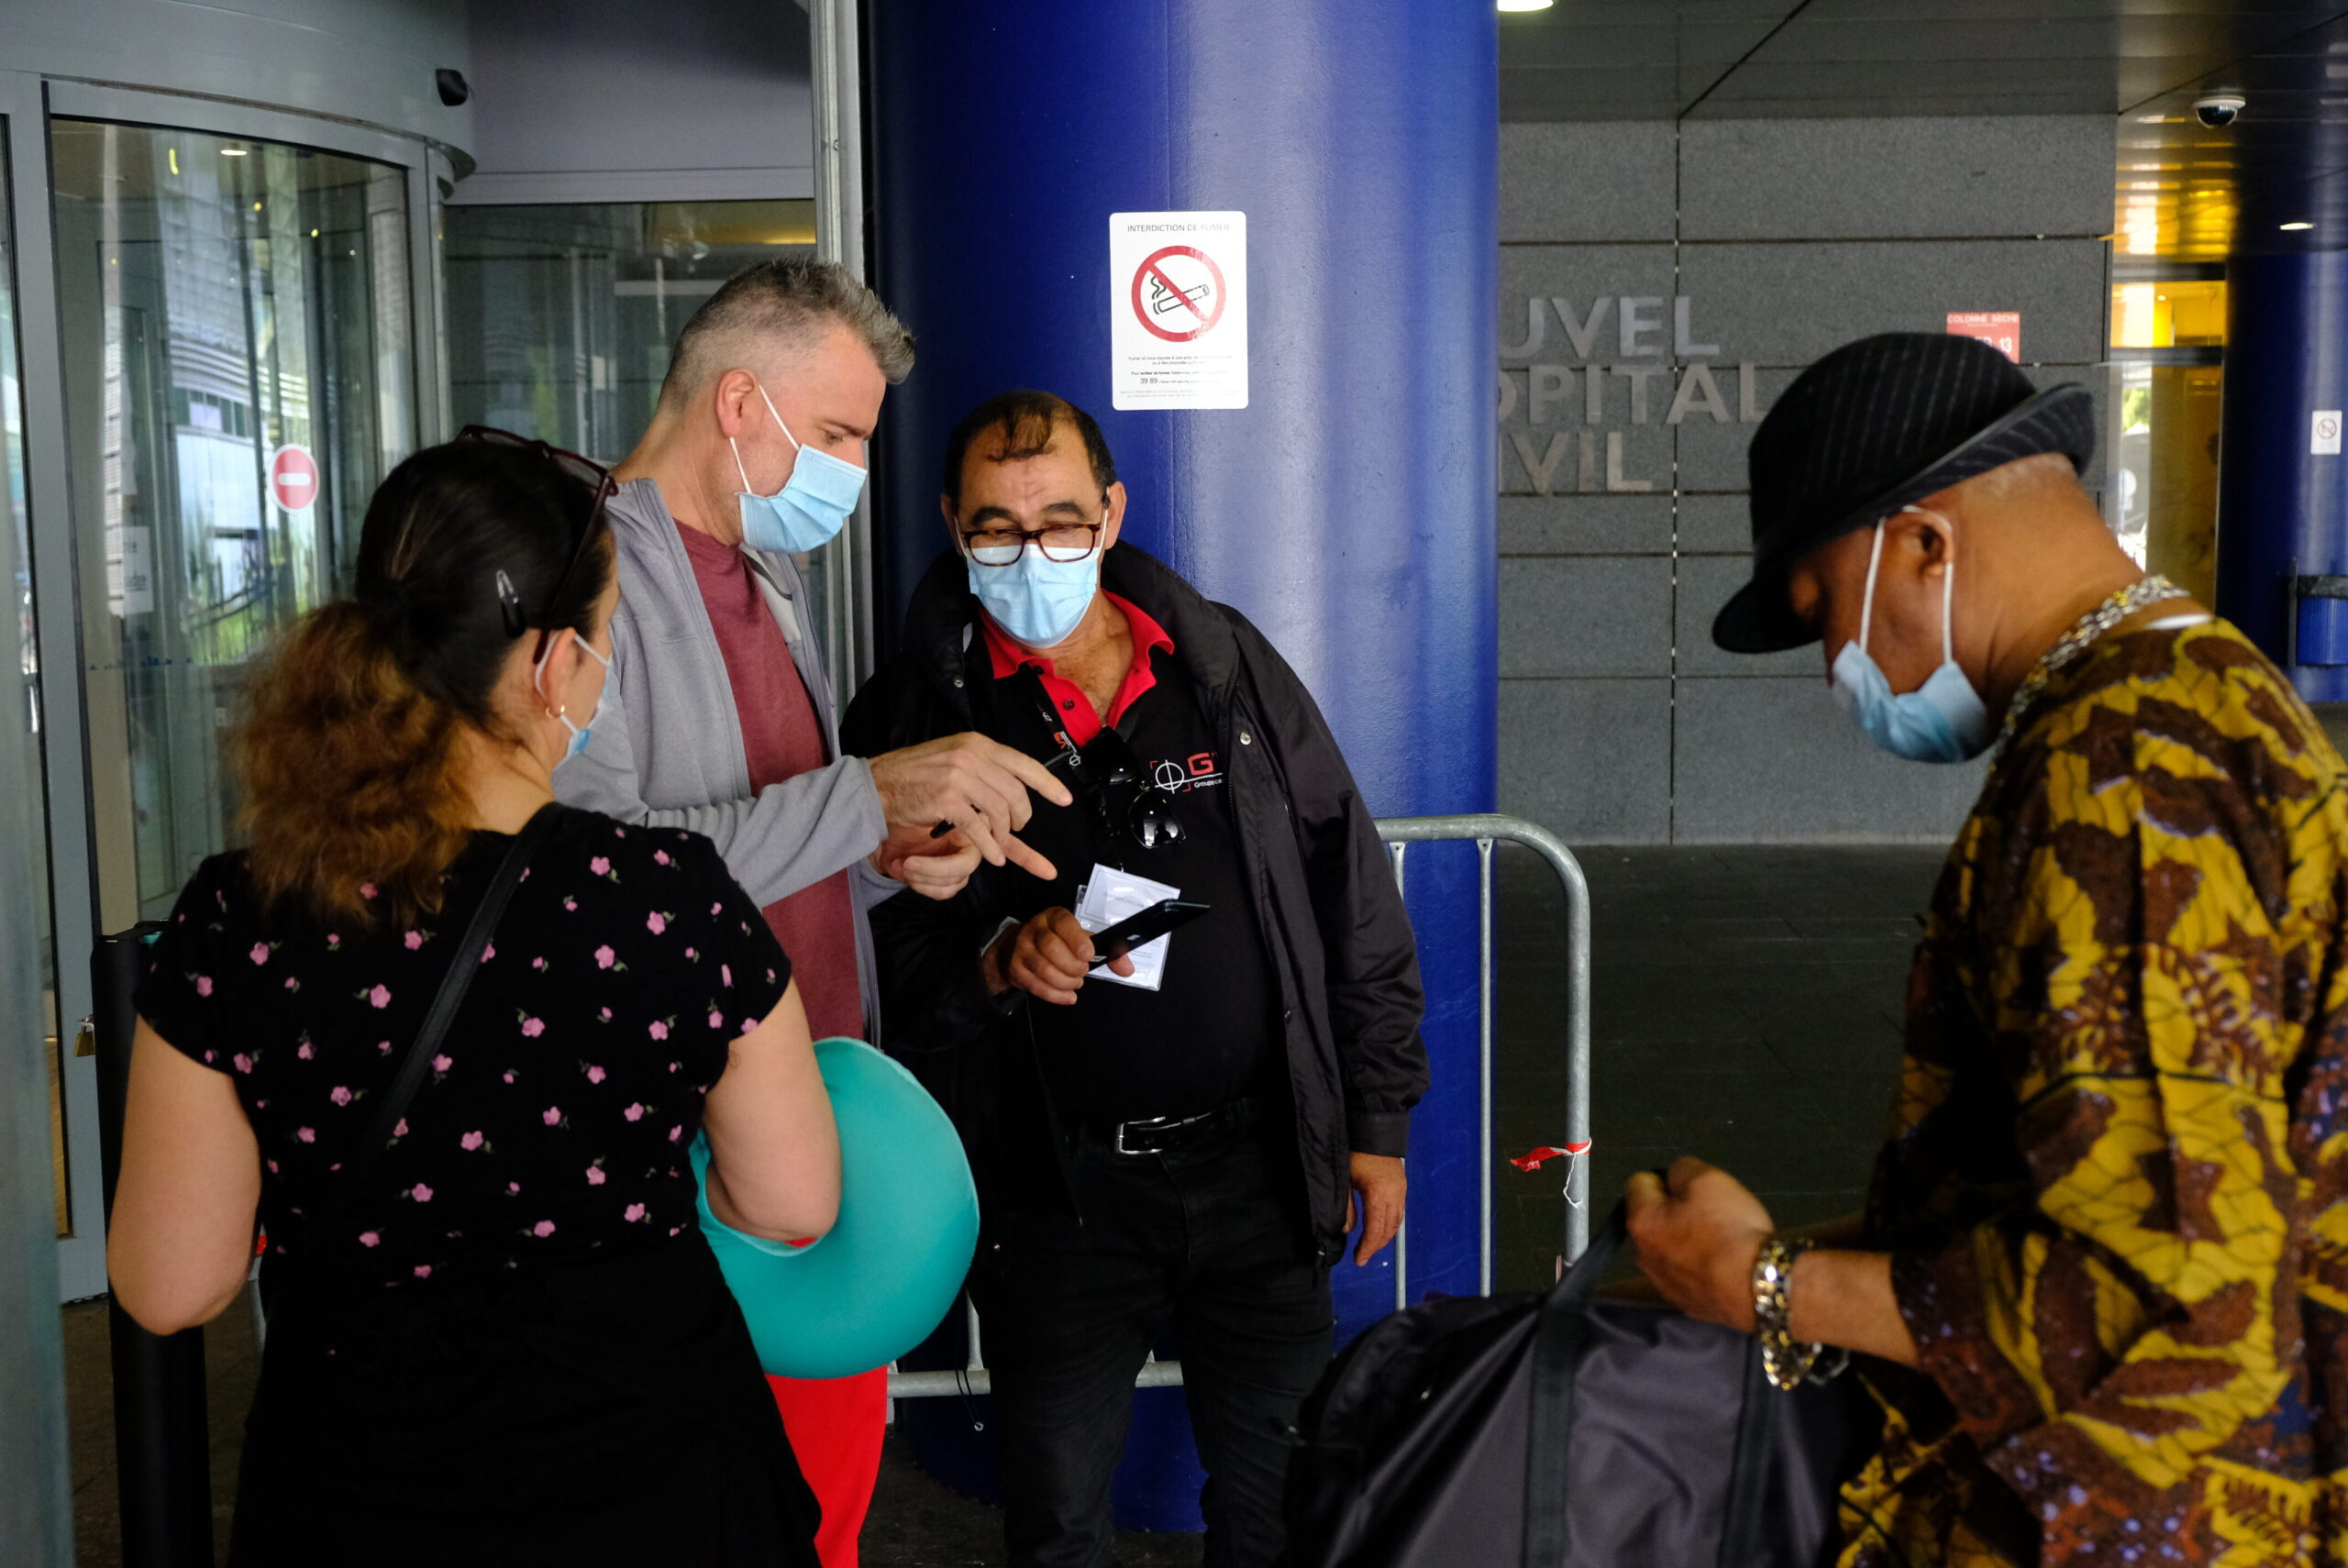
[{"x1": 1711, "y1": 333, "x2": 2096, "y2": 655}]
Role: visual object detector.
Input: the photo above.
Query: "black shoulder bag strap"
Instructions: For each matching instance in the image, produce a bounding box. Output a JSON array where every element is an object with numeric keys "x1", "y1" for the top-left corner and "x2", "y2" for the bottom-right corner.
[{"x1": 304, "y1": 802, "x2": 564, "y2": 1249}]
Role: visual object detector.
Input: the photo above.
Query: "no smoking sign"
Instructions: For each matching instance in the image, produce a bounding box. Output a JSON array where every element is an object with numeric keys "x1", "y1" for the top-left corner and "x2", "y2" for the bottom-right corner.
[
  {"x1": 1110, "y1": 212, "x2": 1247, "y2": 410},
  {"x1": 2317, "y1": 410, "x2": 2342, "y2": 456},
  {"x1": 1132, "y1": 246, "x2": 1226, "y2": 343}
]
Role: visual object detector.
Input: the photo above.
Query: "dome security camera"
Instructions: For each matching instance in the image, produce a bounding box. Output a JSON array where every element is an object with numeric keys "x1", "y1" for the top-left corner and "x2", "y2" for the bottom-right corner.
[{"x1": 2194, "y1": 94, "x2": 2245, "y2": 128}]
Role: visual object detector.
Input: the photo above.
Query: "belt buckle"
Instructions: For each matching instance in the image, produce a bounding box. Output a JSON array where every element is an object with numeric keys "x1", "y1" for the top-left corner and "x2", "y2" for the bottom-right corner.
[{"x1": 1113, "y1": 1114, "x2": 1176, "y2": 1156}]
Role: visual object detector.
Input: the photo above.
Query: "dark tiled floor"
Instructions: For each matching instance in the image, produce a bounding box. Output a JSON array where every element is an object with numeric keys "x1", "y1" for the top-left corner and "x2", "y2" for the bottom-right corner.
[{"x1": 62, "y1": 845, "x2": 1945, "y2": 1566}]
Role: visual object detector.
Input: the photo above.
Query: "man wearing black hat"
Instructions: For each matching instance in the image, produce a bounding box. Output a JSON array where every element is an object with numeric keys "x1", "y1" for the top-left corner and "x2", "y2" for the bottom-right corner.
[{"x1": 1623, "y1": 333, "x2": 2348, "y2": 1567}]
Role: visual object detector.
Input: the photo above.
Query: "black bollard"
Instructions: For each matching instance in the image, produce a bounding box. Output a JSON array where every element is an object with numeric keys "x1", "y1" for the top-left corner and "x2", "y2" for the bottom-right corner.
[{"x1": 93, "y1": 924, "x2": 215, "y2": 1568}]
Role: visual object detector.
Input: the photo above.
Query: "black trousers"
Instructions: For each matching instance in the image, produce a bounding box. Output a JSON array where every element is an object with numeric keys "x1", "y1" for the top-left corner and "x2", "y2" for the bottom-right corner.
[{"x1": 969, "y1": 1119, "x2": 1334, "y2": 1568}]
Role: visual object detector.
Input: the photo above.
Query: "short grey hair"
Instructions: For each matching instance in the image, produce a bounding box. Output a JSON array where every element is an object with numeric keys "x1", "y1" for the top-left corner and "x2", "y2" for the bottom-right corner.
[{"x1": 657, "y1": 258, "x2": 914, "y2": 413}]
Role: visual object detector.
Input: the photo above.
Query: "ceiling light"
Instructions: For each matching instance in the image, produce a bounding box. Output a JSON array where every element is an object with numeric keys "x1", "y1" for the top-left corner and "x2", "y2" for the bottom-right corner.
[
  {"x1": 1497, "y1": 0, "x2": 1554, "y2": 10},
  {"x1": 2136, "y1": 115, "x2": 2168, "y2": 123},
  {"x1": 2283, "y1": 221, "x2": 2316, "y2": 230},
  {"x1": 220, "y1": 147, "x2": 249, "y2": 157}
]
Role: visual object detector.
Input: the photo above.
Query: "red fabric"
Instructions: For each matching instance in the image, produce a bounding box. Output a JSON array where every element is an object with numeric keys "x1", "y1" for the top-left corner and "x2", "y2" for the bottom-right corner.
[
  {"x1": 768, "y1": 1370, "x2": 888, "y2": 1568},
  {"x1": 978, "y1": 592, "x2": 1175, "y2": 746},
  {"x1": 675, "y1": 522, "x2": 864, "y2": 1042}
]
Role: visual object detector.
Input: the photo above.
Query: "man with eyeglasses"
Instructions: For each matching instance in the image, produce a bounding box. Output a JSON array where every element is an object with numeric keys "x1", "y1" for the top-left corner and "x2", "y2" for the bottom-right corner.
[
  {"x1": 554, "y1": 262, "x2": 1069, "y2": 1568},
  {"x1": 842, "y1": 389, "x2": 1427, "y2": 1568}
]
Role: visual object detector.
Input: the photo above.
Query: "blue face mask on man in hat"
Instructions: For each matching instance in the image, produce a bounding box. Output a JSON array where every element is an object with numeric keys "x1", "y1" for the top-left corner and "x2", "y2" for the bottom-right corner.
[{"x1": 1829, "y1": 507, "x2": 1995, "y2": 764}]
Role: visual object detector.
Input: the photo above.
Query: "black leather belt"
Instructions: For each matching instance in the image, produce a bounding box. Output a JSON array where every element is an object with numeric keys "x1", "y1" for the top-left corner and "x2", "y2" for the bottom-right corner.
[{"x1": 1080, "y1": 1096, "x2": 1257, "y2": 1156}]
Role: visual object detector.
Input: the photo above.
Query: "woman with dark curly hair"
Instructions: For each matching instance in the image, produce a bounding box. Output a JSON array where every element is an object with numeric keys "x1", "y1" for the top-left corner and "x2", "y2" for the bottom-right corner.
[{"x1": 105, "y1": 432, "x2": 835, "y2": 1566}]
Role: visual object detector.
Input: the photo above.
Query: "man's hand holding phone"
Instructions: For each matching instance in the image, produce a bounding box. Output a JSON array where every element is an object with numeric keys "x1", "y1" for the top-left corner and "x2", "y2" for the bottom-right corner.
[{"x1": 986, "y1": 908, "x2": 1132, "y2": 1005}]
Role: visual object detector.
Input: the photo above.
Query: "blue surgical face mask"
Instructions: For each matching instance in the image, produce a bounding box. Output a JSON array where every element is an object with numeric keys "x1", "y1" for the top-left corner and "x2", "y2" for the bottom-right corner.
[
  {"x1": 732, "y1": 382, "x2": 866, "y2": 553},
  {"x1": 964, "y1": 534, "x2": 1101, "y2": 651},
  {"x1": 536, "y1": 635, "x2": 612, "y2": 764},
  {"x1": 1829, "y1": 508, "x2": 1994, "y2": 764}
]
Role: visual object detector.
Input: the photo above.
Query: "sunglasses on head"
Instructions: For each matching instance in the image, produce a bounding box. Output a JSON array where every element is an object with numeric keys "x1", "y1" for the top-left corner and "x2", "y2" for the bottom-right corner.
[{"x1": 457, "y1": 425, "x2": 618, "y2": 663}]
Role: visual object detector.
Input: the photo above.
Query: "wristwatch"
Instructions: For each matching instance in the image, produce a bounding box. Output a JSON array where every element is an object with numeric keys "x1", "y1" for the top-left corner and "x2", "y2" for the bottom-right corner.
[{"x1": 1750, "y1": 1236, "x2": 1849, "y2": 1392}]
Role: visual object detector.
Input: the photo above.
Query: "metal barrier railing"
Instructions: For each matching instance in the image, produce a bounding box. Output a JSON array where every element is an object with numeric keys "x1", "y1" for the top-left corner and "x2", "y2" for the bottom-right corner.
[
  {"x1": 889, "y1": 812, "x2": 1592, "y2": 1401},
  {"x1": 87, "y1": 814, "x2": 1592, "y2": 1430}
]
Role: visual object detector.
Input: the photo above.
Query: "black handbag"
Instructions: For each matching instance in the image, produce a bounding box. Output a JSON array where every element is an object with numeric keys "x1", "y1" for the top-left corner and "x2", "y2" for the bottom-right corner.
[{"x1": 1284, "y1": 1198, "x2": 1879, "y2": 1568}]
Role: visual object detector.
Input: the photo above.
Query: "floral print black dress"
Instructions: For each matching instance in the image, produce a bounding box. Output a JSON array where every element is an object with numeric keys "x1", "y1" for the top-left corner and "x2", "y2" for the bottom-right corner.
[{"x1": 136, "y1": 808, "x2": 820, "y2": 1567}]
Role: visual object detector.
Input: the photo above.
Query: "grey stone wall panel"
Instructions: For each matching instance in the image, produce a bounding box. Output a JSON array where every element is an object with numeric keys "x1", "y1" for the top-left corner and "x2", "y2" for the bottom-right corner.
[
  {"x1": 1673, "y1": 678, "x2": 1987, "y2": 842},
  {"x1": 1501, "y1": 556, "x2": 1674, "y2": 679},
  {"x1": 1501, "y1": 123, "x2": 1678, "y2": 244},
  {"x1": 1501, "y1": 493, "x2": 1675, "y2": 556},
  {"x1": 1678, "y1": 116, "x2": 2115, "y2": 241},
  {"x1": 1676, "y1": 238, "x2": 2108, "y2": 367},
  {"x1": 1500, "y1": 677, "x2": 1672, "y2": 844}
]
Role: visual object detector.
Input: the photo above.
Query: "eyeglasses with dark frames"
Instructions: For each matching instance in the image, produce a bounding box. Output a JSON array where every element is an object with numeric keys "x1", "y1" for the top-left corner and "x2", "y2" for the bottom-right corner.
[
  {"x1": 457, "y1": 425, "x2": 618, "y2": 662},
  {"x1": 962, "y1": 519, "x2": 1104, "y2": 566}
]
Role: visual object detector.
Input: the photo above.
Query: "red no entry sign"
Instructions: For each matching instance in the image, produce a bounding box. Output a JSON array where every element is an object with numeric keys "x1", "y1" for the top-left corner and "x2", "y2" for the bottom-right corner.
[
  {"x1": 1131, "y1": 245, "x2": 1227, "y2": 343},
  {"x1": 269, "y1": 445, "x2": 319, "y2": 513}
]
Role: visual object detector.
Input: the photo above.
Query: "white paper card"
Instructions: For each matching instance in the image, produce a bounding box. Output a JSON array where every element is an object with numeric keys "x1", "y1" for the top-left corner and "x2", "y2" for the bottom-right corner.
[
  {"x1": 2318, "y1": 411, "x2": 2342, "y2": 456},
  {"x1": 1076, "y1": 862, "x2": 1181, "y2": 992},
  {"x1": 1109, "y1": 211, "x2": 1248, "y2": 411}
]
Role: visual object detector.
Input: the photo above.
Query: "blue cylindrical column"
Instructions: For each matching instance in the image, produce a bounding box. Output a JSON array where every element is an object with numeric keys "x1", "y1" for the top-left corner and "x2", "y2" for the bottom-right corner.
[
  {"x1": 867, "y1": 0, "x2": 1498, "y2": 1530},
  {"x1": 2215, "y1": 249, "x2": 2348, "y2": 698}
]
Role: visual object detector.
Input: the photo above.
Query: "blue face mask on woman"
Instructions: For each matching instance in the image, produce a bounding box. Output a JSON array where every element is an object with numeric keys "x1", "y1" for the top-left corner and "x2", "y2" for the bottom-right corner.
[
  {"x1": 536, "y1": 635, "x2": 612, "y2": 764},
  {"x1": 965, "y1": 536, "x2": 1100, "y2": 650},
  {"x1": 1829, "y1": 507, "x2": 1994, "y2": 764},
  {"x1": 732, "y1": 383, "x2": 867, "y2": 553}
]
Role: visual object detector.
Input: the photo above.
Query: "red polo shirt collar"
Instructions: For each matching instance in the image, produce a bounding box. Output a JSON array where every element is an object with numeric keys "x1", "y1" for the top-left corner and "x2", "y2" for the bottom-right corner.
[{"x1": 980, "y1": 592, "x2": 1175, "y2": 747}]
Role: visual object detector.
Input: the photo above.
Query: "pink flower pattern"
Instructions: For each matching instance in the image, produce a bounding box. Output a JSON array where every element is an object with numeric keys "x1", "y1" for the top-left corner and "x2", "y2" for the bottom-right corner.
[{"x1": 152, "y1": 830, "x2": 785, "y2": 1286}]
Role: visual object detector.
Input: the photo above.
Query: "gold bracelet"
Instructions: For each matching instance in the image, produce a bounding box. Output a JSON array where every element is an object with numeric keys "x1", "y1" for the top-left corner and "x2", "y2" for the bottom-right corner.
[{"x1": 1750, "y1": 1235, "x2": 1846, "y2": 1392}]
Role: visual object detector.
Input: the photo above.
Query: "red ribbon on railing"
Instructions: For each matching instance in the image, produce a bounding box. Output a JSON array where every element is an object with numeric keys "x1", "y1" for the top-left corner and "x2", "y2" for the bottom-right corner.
[{"x1": 1512, "y1": 1142, "x2": 1593, "y2": 1208}]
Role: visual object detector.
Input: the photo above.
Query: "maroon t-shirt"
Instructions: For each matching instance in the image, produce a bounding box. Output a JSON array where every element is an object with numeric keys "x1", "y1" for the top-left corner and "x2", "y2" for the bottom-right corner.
[{"x1": 674, "y1": 523, "x2": 863, "y2": 1043}]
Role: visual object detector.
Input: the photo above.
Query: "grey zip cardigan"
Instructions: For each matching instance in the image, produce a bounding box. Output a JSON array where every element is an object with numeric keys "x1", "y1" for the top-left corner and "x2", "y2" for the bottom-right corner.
[{"x1": 555, "y1": 478, "x2": 891, "y2": 1034}]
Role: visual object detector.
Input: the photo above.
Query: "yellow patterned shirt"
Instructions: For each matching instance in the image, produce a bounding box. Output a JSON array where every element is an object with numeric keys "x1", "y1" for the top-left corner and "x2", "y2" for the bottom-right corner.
[{"x1": 1843, "y1": 618, "x2": 2348, "y2": 1568}]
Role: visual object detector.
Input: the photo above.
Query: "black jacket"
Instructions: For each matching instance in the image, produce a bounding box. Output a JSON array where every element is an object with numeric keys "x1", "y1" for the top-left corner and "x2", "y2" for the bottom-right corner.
[{"x1": 842, "y1": 546, "x2": 1428, "y2": 1254}]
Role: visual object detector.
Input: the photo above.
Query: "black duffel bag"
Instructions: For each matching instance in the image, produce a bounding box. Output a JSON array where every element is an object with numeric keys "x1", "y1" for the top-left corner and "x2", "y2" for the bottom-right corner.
[{"x1": 1284, "y1": 1199, "x2": 1880, "y2": 1568}]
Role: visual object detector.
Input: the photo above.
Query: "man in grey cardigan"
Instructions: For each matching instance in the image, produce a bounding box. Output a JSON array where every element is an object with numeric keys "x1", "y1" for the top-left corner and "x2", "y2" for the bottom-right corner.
[{"x1": 555, "y1": 259, "x2": 1065, "y2": 1568}]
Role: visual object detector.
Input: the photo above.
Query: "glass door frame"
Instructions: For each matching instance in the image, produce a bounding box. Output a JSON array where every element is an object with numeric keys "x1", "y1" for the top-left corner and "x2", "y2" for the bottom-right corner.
[{"x1": 5, "y1": 73, "x2": 450, "y2": 1301}]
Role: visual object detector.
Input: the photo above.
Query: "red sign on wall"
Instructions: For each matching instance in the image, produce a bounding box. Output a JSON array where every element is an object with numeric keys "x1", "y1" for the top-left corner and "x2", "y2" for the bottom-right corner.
[
  {"x1": 268, "y1": 445, "x2": 319, "y2": 513},
  {"x1": 1945, "y1": 311, "x2": 2021, "y2": 362}
]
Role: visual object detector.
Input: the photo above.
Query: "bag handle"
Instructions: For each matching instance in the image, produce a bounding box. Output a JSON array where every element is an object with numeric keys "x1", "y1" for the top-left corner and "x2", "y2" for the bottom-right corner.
[{"x1": 304, "y1": 803, "x2": 563, "y2": 1250}]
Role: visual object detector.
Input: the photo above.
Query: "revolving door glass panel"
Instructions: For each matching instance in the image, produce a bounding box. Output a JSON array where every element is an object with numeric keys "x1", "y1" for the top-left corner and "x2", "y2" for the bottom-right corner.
[
  {"x1": 52, "y1": 121, "x2": 415, "y2": 927},
  {"x1": 0, "y1": 128, "x2": 64, "y2": 1234}
]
